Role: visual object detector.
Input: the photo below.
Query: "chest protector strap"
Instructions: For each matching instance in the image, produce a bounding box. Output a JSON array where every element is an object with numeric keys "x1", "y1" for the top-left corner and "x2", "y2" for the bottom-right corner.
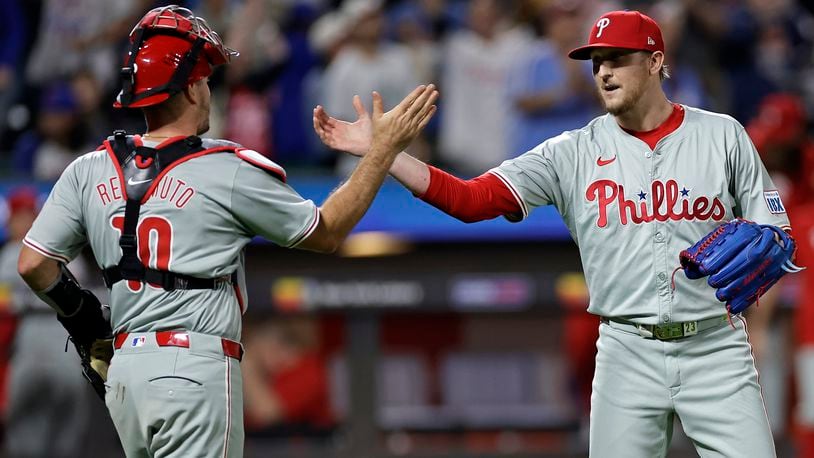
[{"x1": 102, "y1": 130, "x2": 234, "y2": 291}]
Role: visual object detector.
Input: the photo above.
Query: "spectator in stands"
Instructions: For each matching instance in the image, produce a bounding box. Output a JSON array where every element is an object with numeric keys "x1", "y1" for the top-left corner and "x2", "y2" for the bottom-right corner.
[
  {"x1": 11, "y1": 81, "x2": 90, "y2": 181},
  {"x1": 223, "y1": 4, "x2": 279, "y2": 153},
  {"x1": 269, "y1": 4, "x2": 324, "y2": 166},
  {"x1": 438, "y1": 0, "x2": 531, "y2": 175},
  {"x1": 789, "y1": 196, "x2": 814, "y2": 458},
  {"x1": 646, "y1": 1, "x2": 708, "y2": 109},
  {"x1": 747, "y1": 93, "x2": 814, "y2": 212},
  {"x1": 388, "y1": 2, "x2": 443, "y2": 85},
  {"x1": 242, "y1": 315, "x2": 335, "y2": 438},
  {"x1": 70, "y1": 70, "x2": 111, "y2": 145},
  {"x1": 322, "y1": 0, "x2": 422, "y2": 175},
  {"x1": 744, "y1": 92, "x2": 814, "y2": 436},
  {"x1": 506, "y1": 0, "x2": 597, "y2": 155},
  {"x1": 680, "y1": 0, "x2": 812, "y2": 122},
  {"x1": 0, "y1": 0, "x2": 26, "y2": 144},
  {"x1": 25, "y1": 0, "x2": 148, "y2": 90},
  {"x1": 0, "y1": 187, "x2": 96, "y2": 458}
]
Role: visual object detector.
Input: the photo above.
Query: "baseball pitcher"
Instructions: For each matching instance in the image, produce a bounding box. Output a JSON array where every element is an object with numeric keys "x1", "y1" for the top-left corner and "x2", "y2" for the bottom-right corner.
[
  {"x1": 314, "y1": 10, "x2": 801, "y2": 458},
  {"x1": 17, "y1": 5, "x2": 437, "y2": 458}
]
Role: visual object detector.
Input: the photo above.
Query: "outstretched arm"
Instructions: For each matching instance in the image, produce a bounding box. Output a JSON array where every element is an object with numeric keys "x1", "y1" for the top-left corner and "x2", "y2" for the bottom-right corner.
[
  {"x1": 298, "y1": 85, "x2": 438, "y2": 253},
  {"x1": 313, "y1": 96, "x2": 431, "y2": 195},
  {"x1": 313, "y1": 98, "x2": 523, "y2": 222}
]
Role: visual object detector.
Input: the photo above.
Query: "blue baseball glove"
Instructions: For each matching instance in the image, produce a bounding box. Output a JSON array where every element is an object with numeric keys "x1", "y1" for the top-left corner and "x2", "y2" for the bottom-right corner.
[{"x1": 678, "y1": 219, "x2": 803, "y2": 314}]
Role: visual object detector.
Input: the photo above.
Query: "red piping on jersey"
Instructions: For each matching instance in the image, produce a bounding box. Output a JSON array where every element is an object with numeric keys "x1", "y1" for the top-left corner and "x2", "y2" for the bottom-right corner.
[
  {"x1": 22, "y1": 238, "x2": 71, "y2": 264},
  {"x1": 233, "y1": 283, "x2": 246, "y2": 314},
  {"x1": 103, "y1": 139, "x2": 130, "y2": 200},
  {"x1": 289, "y1": 206, "x2": 320, "y2": 248},
  {"x1": 419, "y1": 166, "x2": 522, "y2": 223},
  {"x1": 102, "y1": 141, "x2": 239, "y2": 203},
  {"x1": 222, "y1": 356, "x2": 232, "y2": 458},
  {"x1": 104, "y1": 139, "x2": 286, "y2": 202},
  {"x1": 738, "y1": 315, "x2": 774, "y2": 427},
  {"x1": 235, "y1": 148, "x2": 287, "y2": 183},
  {"x1": 139, "y1": 147, "x2": 239, "y2": 203}
]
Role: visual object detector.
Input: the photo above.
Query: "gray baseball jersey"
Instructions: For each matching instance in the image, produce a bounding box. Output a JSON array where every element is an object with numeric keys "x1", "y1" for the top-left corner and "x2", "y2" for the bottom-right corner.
[
  {"x1": 490, "y1": 105, "x2": 782, "y2": 457},
  {"x1": 491, "y1": 105, "x2": 789, "y2": 324},
  {"x1": 24, "y1": 137, "x2": 320, "y2": 457},
  {"x1": 24, "y1": 137, "x2": 319, "y2": 341}
]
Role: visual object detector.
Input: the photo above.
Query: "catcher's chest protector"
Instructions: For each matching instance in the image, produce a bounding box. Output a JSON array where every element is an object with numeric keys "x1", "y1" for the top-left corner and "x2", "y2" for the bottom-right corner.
[{"x1": 102, "y1": 131, "x2": 239, "y2": 291}]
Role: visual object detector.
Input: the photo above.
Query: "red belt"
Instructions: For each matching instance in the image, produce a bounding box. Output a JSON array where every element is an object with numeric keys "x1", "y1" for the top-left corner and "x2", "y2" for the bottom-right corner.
[{"x1": 114, "y1": 331, "x2": 243, "y2": 361}]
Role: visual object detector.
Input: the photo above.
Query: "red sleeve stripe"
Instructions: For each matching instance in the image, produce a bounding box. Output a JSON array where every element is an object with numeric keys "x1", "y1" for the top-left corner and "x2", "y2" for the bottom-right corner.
[
  {"x1": 289, "y1": 206, "x2": 321, "y2": 248},
  {"x1": 488, "y1": 170, "x2": 528, "y2": 219},
  {"x1": 23, "y1": 238, "x2": 71, "y2": 264}
]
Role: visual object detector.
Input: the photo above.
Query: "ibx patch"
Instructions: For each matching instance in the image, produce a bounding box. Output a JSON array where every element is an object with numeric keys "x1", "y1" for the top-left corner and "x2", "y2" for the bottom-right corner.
[
  {"x1": 131, "y1": 336, "x2": 146, "y2": 347},
  {"x1": 763, "y1": 190, "x2": 786, "y2": 214}
]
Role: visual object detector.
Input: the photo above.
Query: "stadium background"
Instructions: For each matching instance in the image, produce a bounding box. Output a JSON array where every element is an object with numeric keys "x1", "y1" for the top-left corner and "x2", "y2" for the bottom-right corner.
[{"x1": 1, "y1": 0, "x2": 813, "y2": 456}]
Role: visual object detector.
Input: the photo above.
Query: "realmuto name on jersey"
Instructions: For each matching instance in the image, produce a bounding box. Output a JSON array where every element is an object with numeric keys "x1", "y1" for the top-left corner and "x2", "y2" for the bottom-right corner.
[
  {"x1": 95, "y1": 175, "x2": 196, "y2": 208},
  {"x1": 585, "y1": 179, "x2": 726, "y2": 227}
]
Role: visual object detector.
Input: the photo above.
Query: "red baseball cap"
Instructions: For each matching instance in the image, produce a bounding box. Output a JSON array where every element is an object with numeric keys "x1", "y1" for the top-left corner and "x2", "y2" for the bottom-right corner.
[
  {"x1": 7, "y1": 187, "x2": 38, "y2": 216},
  {"x1": 569, "y1": 10, "x2": 664, "y2": 60},
  {"x1": 747, "y1": 93, "x2": 807, "y2": 152}
]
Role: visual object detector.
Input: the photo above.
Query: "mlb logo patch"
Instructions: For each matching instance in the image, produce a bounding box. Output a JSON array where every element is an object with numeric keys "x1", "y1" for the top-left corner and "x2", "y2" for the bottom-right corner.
[
  {"x1": 763, "y1": 190, "x2": 786, "y2": 214},
  {"x1": 131, "y1": 336, "x2": 146, "y2": 348}
]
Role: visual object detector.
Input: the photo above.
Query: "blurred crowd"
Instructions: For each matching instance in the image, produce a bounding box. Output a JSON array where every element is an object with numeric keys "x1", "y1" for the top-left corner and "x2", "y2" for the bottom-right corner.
[
  {"x1": 3, "y1": 0, "x2": 814, "y2": 456},
  {"x1": 1, "y1": 0, "x2": 814, "y2": 180}
]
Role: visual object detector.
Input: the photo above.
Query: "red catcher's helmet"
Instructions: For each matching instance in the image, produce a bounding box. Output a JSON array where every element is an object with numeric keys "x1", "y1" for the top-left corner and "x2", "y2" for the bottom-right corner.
[{"x1": 115, "y1": 5, "x2": 238, "y2": 108}]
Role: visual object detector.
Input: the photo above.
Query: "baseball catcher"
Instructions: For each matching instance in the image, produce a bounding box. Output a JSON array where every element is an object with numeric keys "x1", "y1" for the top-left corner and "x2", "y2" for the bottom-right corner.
[{"x1": 678, "y1": 218, "x2": 804, "y2": 315}]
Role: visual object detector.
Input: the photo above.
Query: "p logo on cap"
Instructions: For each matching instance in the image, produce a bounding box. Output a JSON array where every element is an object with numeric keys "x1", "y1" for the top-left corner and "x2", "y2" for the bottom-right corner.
[
  {"x1": 596, "y1": 18, "x2": 611, "y2": 38},
  {"x1": 569, "y1": 10, "x2": 664, "y2": 60}
]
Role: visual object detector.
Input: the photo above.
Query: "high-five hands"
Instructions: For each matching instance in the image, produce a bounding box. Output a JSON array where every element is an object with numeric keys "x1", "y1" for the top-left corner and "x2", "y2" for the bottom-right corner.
[{"x1": 313, "y1": 84, "x2": 438, "y2": 157}]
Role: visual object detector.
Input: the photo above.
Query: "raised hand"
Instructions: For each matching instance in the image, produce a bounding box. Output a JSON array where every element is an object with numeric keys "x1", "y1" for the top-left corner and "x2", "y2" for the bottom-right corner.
[
  {"x1": 313, "y1": 95, "x2": 372, "y2": 156},
  {"x1": 369, "y1": 84, "x2": 438, "y2": 156},
  {"x1": 313, "y1": 84, "x2": 438, "y2": 157}
]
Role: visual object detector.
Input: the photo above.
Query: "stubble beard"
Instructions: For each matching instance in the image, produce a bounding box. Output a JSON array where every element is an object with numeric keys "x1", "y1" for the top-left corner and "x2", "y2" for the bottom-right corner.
[
  {"x1": 197, "y1": 105, "x2": 211, "y2": 135},
  {"x1": 602, "y1": 82, "x2": 645, "y2": 116}
]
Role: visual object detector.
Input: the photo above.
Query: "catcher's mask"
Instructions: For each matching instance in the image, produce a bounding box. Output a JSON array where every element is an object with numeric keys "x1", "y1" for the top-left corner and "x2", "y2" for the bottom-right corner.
[{"x1": 114, "y1": 5, "x2": 238, "y2": 108}]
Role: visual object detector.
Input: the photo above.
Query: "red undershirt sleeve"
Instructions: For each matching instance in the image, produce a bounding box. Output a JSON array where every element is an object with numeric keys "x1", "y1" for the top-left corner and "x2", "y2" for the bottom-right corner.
[{"x1": 418, "y1": 165, "x2": 524, "y2": 223}]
